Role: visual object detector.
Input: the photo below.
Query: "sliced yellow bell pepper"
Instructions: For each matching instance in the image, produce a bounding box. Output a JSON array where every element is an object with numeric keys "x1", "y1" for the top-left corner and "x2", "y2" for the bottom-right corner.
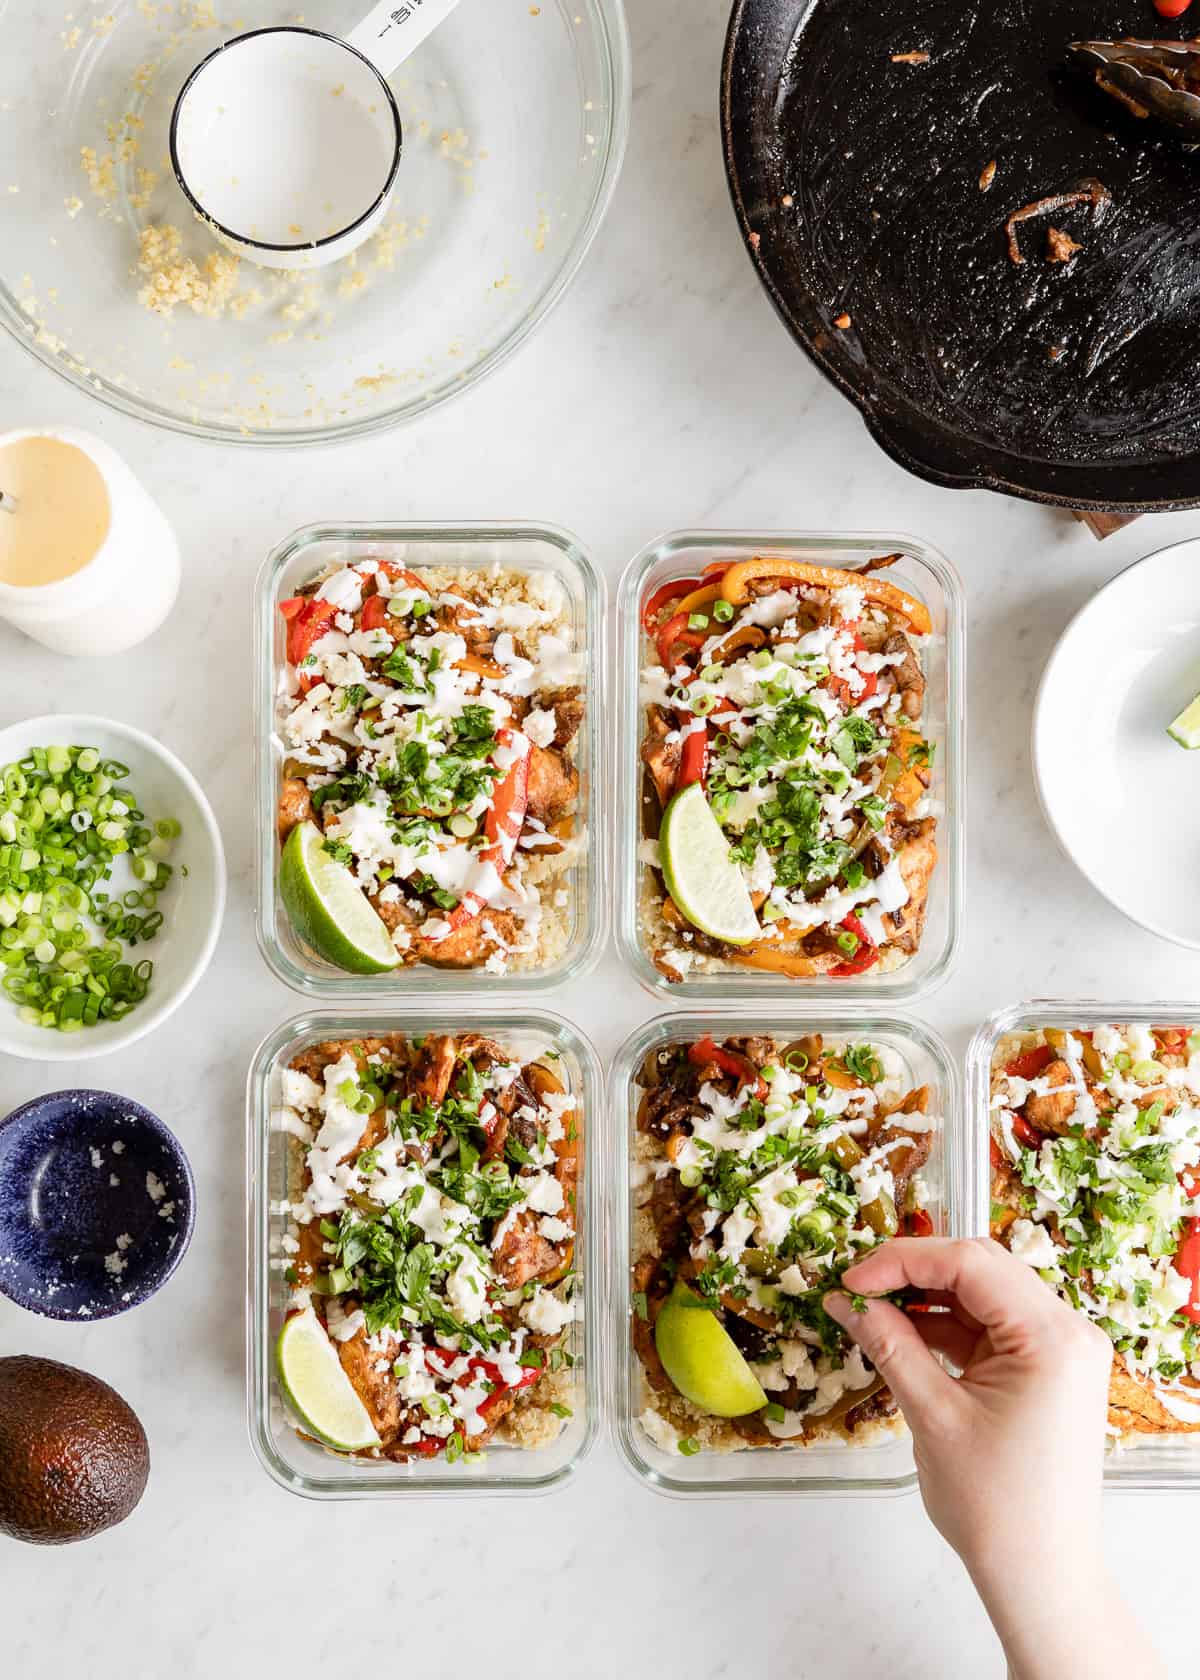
[{"x1": 671, "y1": 581, "x2": 725, "y2": 619}]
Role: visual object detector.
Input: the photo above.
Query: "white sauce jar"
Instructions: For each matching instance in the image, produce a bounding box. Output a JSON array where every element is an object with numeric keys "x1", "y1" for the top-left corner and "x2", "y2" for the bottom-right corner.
[{"x1": 0, "y1": 427, "x2": 180, "y2": 657}]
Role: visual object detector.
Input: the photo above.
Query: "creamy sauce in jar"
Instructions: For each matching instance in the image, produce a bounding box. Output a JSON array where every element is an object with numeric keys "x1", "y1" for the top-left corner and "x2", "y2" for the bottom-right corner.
[{"x1": 0, "y1": 437, "x2": 112, "y2": 588}]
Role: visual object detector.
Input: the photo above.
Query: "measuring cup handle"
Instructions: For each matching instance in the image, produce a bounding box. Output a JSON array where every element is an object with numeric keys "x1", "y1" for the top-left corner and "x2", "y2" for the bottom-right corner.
[{"x1": 346, "y1": 0, "x2": 464, "y2": 76}]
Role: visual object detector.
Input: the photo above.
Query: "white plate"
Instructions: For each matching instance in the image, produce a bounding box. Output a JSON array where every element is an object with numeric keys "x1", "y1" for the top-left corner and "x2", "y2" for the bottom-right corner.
[
  {"x1": 1034, "y1": 540, "x2": 1200, "y2": 949},
  {"x1": 0, "y1": 715, "x2": 226, "y2": 1061}
]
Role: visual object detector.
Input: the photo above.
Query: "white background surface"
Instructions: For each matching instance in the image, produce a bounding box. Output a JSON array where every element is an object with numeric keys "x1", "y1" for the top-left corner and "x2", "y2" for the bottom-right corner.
[{"x1": 2, "y1": 2, "x2": 1199, "y2": 1675}]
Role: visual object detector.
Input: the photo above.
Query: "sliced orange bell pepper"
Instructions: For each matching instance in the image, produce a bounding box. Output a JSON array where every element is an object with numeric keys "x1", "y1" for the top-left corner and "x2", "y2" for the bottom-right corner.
[{"x1": 718, "y1": 557, "x2": 932, "y2": 636}]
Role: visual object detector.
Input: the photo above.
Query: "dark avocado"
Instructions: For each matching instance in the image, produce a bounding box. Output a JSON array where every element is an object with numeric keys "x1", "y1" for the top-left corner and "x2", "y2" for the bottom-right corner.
[{"x1": 0, "y1": 1355, "x2": 149, "y2": 1545}]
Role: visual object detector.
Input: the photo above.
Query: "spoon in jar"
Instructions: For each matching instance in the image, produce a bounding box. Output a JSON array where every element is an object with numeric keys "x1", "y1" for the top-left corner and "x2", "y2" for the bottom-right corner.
[{"x1": 169, "y1": 0, "x2": 466, "y2": 271}]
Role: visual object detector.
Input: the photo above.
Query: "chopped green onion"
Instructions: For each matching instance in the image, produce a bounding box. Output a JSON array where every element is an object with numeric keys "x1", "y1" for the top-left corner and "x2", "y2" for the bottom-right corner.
[
  {"x1": 0, "y1": 745, "x2": 180, "y2": 1035},
  {"x1": 713, "y1": 599, "x2": 734, "y2": 623}
]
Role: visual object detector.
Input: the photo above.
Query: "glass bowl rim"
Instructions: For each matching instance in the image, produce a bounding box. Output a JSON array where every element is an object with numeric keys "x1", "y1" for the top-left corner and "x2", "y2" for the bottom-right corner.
[{"x1": 0, "y1": 0, "x2": 632, "y2": 447}]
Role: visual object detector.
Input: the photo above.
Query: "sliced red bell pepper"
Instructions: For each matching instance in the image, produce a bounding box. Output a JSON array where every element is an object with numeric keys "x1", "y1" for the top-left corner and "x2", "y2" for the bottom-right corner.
[
  {"x1": 655, "y1": 611, "x2": 708, "y2": 671},
  {"x1": 907, "y1": 1208, "x2": 935, "y2": 1238},
  {"x1": 282, "y1": 596, "x2": 339, "y2": 667},
  {"x1": 676, "y1": 726, "x2": 709, "y2": 791},
  {"x1": 1004, "y1": 1045, "x2": 1056, "y2": 1082},
  {"x1": 478, "y1": 1361, "x2": 540, "y2": 1417},
  {"x1": 830, "y1": 912, "x2": 880, "y2": 977},
  {"x1": 825, "y1": 624, "x2": 878, "y2": 709},
  {"x1": 425, "y1": 1347, "x2": 542, "y2": 1416},
  {"x1": 359, "y1": 594, "x2": 388, "y2": 632},
  {"x1": 687, "y1": 1035, "x2": 768, "y2": 1099},
  {"x1": 432, "y1": 730, "x2": 531, "y2": 939},
  {"x1": 1012, "y1": 1114, "x2": 1046, "y2": 1151},
  {"x1": 989, "y1": 1136, "x2": 1005, "y2": 1170},
  {"x1": 403, "y1": 1435, "x2": 443, "y2": 1457},
  {"x1": 642, "y1": 577, "x2": 702, "y2": 634},
  {"x1": 700, "y1": 560, "x2": 734, "y2": 579},
  {"x1": 1175, "y1": 1219, "x2": 1200, "y2": 1324},
  {"x1": 1156, "y1": 1026, "x2": 1190, "y2": 1059},
  {"x1": 279, "y1": 596, "x2": 306, "y2": 621},
  {"x1": 375, "y1": 561, "x2": 429, "y2": 591}
]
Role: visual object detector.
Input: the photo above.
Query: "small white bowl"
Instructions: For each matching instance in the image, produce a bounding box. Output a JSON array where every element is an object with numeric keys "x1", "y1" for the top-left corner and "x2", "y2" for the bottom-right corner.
[
  {"x1": 1033, "y1": 540, "x2": 1200, "y2": 949},
  {"x1": 0, "y1": 715, "x2": 226, "y2": 1061}
]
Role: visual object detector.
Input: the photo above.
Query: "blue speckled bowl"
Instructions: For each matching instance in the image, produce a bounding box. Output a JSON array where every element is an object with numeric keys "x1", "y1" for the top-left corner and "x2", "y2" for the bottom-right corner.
[{"x1": 0, "y1": 1090, "x2": 195, "y2": 1320}]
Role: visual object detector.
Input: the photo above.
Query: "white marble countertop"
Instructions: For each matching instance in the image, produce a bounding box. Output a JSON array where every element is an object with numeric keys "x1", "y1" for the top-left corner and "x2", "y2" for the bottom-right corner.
[{"x1": 3, "y1": 2, "x2": 1200, "y2": 1675}]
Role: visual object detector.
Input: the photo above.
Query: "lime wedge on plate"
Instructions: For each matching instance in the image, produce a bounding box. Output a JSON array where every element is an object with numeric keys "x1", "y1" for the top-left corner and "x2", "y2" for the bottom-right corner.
[
  {"x1": 659, "y1": 782, "x2": 760, "y2": 944},
  {"x1": 276, "y1": 1308, "x2": 381, "y2": 1452},
  {"x1": 1168, "y1": 691, "x2": 1200, "y2": 749},
  {"x1": 654, "y1": 1282, "x2": 768, "y2": 1418},
  {"x1": 279, "y1": 820, "x2": 399, "y2": 974}
]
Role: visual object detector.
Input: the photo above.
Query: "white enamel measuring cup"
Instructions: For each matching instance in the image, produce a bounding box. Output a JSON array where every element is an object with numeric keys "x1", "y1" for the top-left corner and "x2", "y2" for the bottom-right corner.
[{"x1": 169, "y1": 0, "x2": 464, "y2": 271}]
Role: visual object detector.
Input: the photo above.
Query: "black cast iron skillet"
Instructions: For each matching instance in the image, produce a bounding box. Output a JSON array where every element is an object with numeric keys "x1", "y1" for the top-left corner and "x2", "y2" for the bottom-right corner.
[{"x1": 722, "y1": 0, "x2": 1200, "y2": 512}]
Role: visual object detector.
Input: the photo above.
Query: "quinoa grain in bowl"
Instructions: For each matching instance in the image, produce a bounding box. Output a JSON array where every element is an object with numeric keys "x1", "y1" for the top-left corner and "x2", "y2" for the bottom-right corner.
[{"x1": 274, "y1": 554, "x2": 586, "y2": 978}]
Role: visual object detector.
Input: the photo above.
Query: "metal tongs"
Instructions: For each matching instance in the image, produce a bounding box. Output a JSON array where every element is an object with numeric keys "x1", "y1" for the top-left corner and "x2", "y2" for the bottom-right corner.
[{"x1": 1069, "y1": 38, "x2": 1200, "y2": 139}]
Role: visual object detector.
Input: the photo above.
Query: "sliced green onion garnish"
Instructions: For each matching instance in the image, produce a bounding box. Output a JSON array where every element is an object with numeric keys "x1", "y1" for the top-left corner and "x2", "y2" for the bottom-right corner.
[{"x1": 0, "y1": 745, "x2": 181, "y2": 1035}]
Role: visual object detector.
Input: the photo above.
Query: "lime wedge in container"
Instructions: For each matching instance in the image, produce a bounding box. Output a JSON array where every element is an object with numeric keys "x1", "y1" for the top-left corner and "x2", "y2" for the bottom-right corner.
[
  {"x1": 279, "y1": 820, "x2": 399, "y2": 974},
  {"x1": 276, "y1": 1308, "x2": 381, "y2": 1452},
  {"x1": 654, "y1": 1282, "x2": 768, "y2": 1418},
  {"x1": 659, "y1": 783, "x2": 760, "y2": 945},
  {"x1": 1168, "y1": 691, "x2": 1200, "y2": 749}
]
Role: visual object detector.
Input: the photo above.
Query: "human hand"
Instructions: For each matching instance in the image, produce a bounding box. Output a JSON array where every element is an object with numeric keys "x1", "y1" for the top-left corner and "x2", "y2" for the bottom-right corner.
[
  {"x1": 825, "y1": 1236, "x2": 1111, "y2": 1577},
  {"x1": 824, "y1": 1238, "x2": 1160, "y2": 1680}
]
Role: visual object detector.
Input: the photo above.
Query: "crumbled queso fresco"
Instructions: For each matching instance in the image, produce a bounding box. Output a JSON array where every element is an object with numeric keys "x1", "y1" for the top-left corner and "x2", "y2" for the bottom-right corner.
[
  {"x1": 991, "y1": 1024, "x2": 1200, "y2": 1436},
  {"x1": 639, "y1": 561, "x2": 938, "y2": 981},
  {"x1": 634, "y1": 1033, "x2": 938, "y2": 1453},
  {"x1": 275, "y1": 1034, "x2": 580, "y2": 1459},
  {"x1": 277, "y1": 558, "x2": 584, "y2": 975}
]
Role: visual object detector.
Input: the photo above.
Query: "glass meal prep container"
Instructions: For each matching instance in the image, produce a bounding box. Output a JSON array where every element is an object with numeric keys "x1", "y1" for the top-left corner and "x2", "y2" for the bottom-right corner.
[
  {"x1": 608, "y1": 1010, "x2": 961, "y2": 1497},
  {"x1": 247, "y1": 1006, "x2": 602, "y2": 1498},
  {"x1": 615, "y1": 530, "x2": 964, "y2": 1001},
  {"x1": 255, "y1": 521, "x2": 605, "y2": 997},
  {"x1": 968, "y1": 999, "x2": 1200, "y2": 1493}
]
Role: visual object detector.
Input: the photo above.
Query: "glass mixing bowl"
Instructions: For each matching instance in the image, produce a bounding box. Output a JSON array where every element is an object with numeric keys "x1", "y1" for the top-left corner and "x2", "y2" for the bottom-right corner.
[{"x1": 0, "y1": 0, "x2": 629, "y2": 444}]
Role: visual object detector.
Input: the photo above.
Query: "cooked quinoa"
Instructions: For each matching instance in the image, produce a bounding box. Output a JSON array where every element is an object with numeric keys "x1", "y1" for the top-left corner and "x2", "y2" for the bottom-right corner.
[
  {"x1": 631, "y1": 1032, "x2": 938, "y2": 1456},
  {"x1": 276, "y1": 558, "x2": 585, "y2": 976},
  {"x1": 275, "y1": 1032, "x2": 582, "y2": 1461}
]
